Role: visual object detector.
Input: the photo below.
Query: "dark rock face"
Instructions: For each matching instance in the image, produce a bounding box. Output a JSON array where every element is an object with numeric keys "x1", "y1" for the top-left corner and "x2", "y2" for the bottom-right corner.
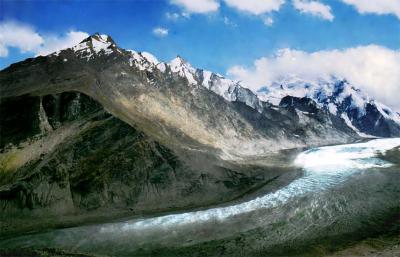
[
  {"x1": 0, "y1": 96, "x2": 41, "y2": 149},
  {"x1": 278, "y1": 96, "x2": 356, "y2": 138},
  {"x1": 280, "y1": 96, "x2": 319, "y2": 114},
  {"x1": 0, "y1": 92, "x2": 101, "y2": 149},
  {"x1": 279, "y1": 93, "x2": 400, "y2": 138},
  {"x1": 342, "y1": 101, "x2": 400, "y2": 137},
  {"x1": 41, "y1": 92, "x2": 101, "y2": 128}
]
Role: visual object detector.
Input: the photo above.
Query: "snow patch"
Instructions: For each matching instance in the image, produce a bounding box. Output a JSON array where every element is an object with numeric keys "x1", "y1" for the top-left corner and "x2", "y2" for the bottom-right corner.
[
  {"x1": 375, "y1": 101, "x2": 400, "y2": 124},
  {"x1": 91, "y1": 36, "x2": 112, "y2": 54},
  {"x1": 327, "y1": 103, "x2": 337, "y2": 115},
  {"x1": 156, "y1": 62, "x2": 166, "y2": 73},
  {"x1": 169, "y1": 56, "x2": 197, "y2": 85},
  {"x1": 141, "y1": 52, "x2": 159, "y2": 65}
]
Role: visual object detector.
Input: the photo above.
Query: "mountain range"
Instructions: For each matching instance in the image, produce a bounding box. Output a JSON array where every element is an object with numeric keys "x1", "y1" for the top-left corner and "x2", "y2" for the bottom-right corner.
[{"x1": 1, "y1": 33, "x2": 399, "y2": 234}]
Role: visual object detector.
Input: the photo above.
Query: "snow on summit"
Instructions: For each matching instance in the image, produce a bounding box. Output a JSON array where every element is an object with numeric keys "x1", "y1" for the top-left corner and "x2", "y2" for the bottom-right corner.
[{"x1": 169, "y1": 56, "x2": 197, "y2": 85}]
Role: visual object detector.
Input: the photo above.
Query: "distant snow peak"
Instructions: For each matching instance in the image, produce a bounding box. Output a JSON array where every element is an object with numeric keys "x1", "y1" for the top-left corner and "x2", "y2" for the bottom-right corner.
[
  {"x1": 169, "y1": 55, "x2": 193, "y2": 71},
  {"x1": 260, "y1": 75, "x2": 400, "y2": 136},
  {"x1": 162, "y1": 58, "x2": 264, "y2": 111},
  {"x1": 169, "y1": 56, "x2": 197, "y2": 85},
  {"x1": 128, "y1": 50, "x2": 157, "y2": 71}
]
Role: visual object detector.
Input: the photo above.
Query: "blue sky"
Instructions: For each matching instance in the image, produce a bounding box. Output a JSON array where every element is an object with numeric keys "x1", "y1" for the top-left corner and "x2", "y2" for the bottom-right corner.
[{"x1": 1, "y1": 0, "x2": 399, "y2": 109}]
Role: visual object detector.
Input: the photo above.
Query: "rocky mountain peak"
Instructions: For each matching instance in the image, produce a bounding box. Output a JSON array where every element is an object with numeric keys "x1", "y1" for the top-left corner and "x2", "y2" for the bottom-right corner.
[
  {"x1": 169, "y1": 55, "x2": 192, "y2": 69},
  {"x1": 127, "y1": 50, "x2": 161, "y2": 72},
  {"x1": 80, "y1": 33, "x2": 116, "y2": 45},
  {"x1": 67, "y1": 33, "x2": 119, "y2": 60},
  {"x1": 168, "y1": 55, "x2": 197, "y2": 85}
]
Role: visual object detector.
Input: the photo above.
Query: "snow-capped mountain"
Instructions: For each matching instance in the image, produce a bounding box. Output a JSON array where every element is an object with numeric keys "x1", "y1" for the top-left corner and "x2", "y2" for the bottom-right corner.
[
  {"x1": 257, "y1": 77, "x2": 400, "y2": 137},
  {"x1": 75, "y1": 35, "x2": 400, "y2": 137},
  {"x1": 2, "y1": 33, "x2": 399, "y2": 163},
  {"x1": 117, "y1": 39, "x2": 400, "y2": 138},
  {"x1": 123, "y1": 50, "x2": 265, "y2": 111}
]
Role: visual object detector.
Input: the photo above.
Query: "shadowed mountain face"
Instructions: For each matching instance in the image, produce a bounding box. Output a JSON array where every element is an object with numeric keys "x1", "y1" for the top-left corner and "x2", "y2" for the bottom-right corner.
[{"x1": 0, "y1": 34, "x2": 398, "y2": 237}]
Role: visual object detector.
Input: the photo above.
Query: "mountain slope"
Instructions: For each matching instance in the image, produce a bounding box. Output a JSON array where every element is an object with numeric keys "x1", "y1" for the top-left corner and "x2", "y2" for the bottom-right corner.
[
  {"x1": 1, "y1": 91, "x2": 292, "y2": 237},
  {"x1": 150, "y1": 52, "x2": 400, "y2": 139},
  {"x1": 0, "y1": 33, "x2": 360, "y2": 160},
  {"x1": 0, "y1": 32, "x2": 398, "y2": 237},
  {"x1": 157, "y1": 54, "x2": 400, "y2": 139},
  {"x1": 0, "y1": 33, "x2": 324, "y2": 234}
]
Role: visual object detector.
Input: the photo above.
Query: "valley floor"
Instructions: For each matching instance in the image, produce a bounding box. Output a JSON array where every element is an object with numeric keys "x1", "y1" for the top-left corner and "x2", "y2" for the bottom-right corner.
[
  {"x1": 1, "y1": 234, "x2": 399, "y2": 257},
  {"x1": 1, "y1": 140, "x2": 399, "y2": 257},
  {"x1": 324, "y1": 235, "x2": 400, "y2": 257}
]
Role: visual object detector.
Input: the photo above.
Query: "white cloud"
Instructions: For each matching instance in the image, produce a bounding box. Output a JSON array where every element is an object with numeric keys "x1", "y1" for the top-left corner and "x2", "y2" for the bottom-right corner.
[
  {"x1": 0, "y1": 44, "x2": 8, "y2": 57},
  {"x1": 223, "y1": 16, "x2": 238, "y2": 27},
  {"x1": 166, "y1": 12, "x2": 190, "y2": 20},
  {"x1": 263, "y1": 17, "x2": 274, "y2": 26},
  {"x1": 170, "y1": 0, "x2": 219, "y2": 13},
  {"x1": 166, "y1": 12, "x2": 181, "y2": 21},
  {"x1": 341, "y1": 0, "x2": 400, "y2": 19},
  {"x1": 227, "y1": 45, "x2": 400, "y2": 111},
  {"x1": 36, "y1": 31, "x2": 89, "y2": 56},
  {"x1": 0, "y1": 21, "x2": 44, "y2": 57},
  {"x1": 0, "y1": 20, "x2": 89, "y2": 57},
  {"x1": 293, "y1": 0, "x2": 334, "y2": 21},
  {"x1": 223, "y1": 0, "x2": 285, "y2": 15},
  {"x1": 153, "y1": 27, "x2": 169, "y2": 37}
]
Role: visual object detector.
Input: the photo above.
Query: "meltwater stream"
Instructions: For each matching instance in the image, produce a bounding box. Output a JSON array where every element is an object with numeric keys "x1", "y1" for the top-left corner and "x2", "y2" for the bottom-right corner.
[{"x1": 1, "y1": 138, "x2": 400, "y2": 255}]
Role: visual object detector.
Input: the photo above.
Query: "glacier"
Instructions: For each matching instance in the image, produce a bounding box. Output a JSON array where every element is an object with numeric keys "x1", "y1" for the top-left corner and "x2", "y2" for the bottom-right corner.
[{"x1": 2, "y1": 138, "x2": 399, "y2": 254}]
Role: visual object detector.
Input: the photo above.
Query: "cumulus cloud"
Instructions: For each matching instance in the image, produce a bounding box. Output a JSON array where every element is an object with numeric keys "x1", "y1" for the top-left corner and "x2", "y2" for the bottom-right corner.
[
  {"x1": 0, "y1": 20, "x2": 89, "y2": 57},
  {"x1": 341, "y1": 0, "x2": 400, "y2": 19},
  {"x1": 293, "y1": 0, "x2": 334, "y2": 21},
  {"x1": 227, "y1": 45, "x2": 400, "y2": 111},
  {"x1": 0, "y1": 21, "x2": 44, "y2": 57},
  {"x1": 152, "y1": 27, "x2": 169, "y2": 37},
  {"x1": 223, "y1": 0, "x2": 285, "y2": 15},
  {"x1": 167, "y1": 0, "x2": 333, "y2": 26},
  {"x1": 170, "y1": 0, "x2": 219, "y2": 13}
]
